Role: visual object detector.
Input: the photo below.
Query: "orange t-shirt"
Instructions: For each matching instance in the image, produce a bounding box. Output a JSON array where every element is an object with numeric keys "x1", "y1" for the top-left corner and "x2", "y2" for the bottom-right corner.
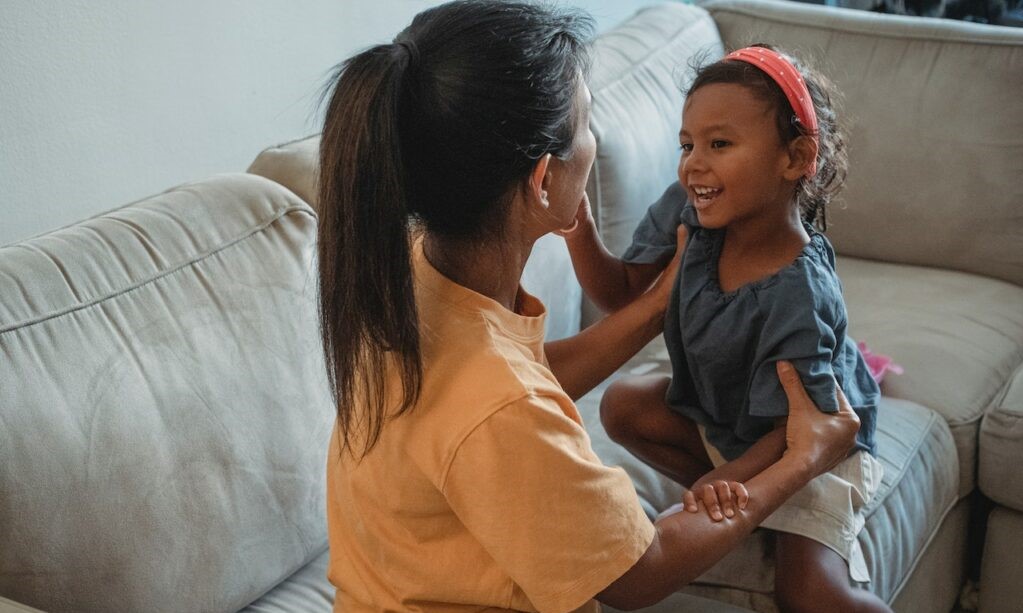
[{"x1": 326, "y1": 242, "x2": 654, "y2": 613}]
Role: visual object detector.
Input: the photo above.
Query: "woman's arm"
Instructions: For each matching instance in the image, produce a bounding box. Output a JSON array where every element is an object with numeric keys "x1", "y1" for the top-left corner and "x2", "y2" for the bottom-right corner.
[
  {"x1": 596, "y1": 362, "x2": 860, "y2": 610},
  {"x1": 561, "y1": 195, "x2": 670, "y2": 313},
  {"x1": 545, "y1": 230, "x2": 682, "y2": 401}
]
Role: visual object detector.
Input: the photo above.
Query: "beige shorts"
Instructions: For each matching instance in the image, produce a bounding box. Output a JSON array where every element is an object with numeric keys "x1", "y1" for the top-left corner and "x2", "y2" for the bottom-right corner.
[{"x1": 694, "y1": 425, "x2": 884, "y2": 583}]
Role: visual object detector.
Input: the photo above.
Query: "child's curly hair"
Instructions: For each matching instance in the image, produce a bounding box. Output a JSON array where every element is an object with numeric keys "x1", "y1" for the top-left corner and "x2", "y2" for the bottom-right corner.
[{"x1": 687, "y1": 44, "x2": 847, "y2": 231}]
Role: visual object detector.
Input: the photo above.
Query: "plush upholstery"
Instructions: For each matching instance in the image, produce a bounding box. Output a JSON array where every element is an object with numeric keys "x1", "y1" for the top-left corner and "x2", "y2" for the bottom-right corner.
[
  {"x1": 2, "y1": 2, "x2": 1021, "y2": 613},
  {"x1": 0, "y1": 175, "x2": 334, "y2": 613}
]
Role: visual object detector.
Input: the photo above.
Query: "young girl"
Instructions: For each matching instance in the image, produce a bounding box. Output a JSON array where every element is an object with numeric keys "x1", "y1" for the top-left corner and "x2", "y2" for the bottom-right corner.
[{"x1": 562, "y1": 46, "x2": 889, "y2": 612}]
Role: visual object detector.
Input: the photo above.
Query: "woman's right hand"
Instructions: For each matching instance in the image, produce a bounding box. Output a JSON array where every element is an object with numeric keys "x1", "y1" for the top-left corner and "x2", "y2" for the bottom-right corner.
[{"x1": 776, "y1": 361, "x2": 860, "y2": 476}]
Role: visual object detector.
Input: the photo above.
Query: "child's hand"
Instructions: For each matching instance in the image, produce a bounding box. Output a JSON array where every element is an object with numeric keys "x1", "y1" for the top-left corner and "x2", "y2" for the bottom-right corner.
[
  {"x1": 554, "y1": 194, "x2": 593, "y2": 238},
  {"x1": 683, "y1": 478, "x2": 749, "y2": 521}
]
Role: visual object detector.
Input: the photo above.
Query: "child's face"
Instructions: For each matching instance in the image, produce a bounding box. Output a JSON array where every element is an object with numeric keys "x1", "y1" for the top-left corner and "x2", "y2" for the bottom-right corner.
[{"x1": 677, "y1": 83, "x2": 796, "y2": 231}]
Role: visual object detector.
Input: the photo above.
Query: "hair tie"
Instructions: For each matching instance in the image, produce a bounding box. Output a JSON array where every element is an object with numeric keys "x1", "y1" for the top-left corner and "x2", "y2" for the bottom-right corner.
[
  {"x1": 725, "y1": 47, "x2": 818, "y2": 177},
  {"x1": 393, "y1": 38, "x2": 420, "y2": 70}
]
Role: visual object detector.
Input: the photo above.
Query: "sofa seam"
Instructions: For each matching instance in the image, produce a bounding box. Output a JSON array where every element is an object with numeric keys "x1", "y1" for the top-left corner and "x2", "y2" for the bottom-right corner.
[{"x1": 0, "y1": 205, "x2": 315, "y2": 336}]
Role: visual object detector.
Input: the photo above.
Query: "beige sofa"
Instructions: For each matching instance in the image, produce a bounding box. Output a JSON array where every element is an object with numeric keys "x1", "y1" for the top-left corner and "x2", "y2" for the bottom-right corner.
[{"x1": 1, "y1": 1, "x2": 1020, "y2": 612}]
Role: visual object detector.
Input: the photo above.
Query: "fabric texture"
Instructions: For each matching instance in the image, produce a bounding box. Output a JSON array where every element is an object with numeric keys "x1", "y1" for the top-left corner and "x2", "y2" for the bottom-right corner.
[
  {"x1": 979, "y1": 507, "x2": 1023, "y2": 613},
  {"x1": 979, "y1": 367, "x2": 1023, "y2": 509},
  {"x1": 0, "y1": 174, "x2": 334, "y2": 613},
  {"x1": 326, "y1": 241, "x2": 654, "y2": 613},
  {"x1": 622, "y1": 182, "x2": 879, "y2": 460},
  {"x1": 702, "y1": 0, "x2": 1023, "y2": 287}
]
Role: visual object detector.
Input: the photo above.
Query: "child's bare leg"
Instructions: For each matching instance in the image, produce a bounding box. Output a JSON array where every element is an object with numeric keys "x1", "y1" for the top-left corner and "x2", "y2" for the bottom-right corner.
[
  {"x1": 599, "y1": 375, "x2": 713, "y2": 487},
  {"x1": 775, "y1": 532, "x2": 892, "y2": 613}
]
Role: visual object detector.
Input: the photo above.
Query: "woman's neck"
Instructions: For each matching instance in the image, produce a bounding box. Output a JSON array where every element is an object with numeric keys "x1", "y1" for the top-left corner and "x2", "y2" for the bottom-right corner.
[{"x1": 422, "y1": 233, "x2": 531, "y2": 312}]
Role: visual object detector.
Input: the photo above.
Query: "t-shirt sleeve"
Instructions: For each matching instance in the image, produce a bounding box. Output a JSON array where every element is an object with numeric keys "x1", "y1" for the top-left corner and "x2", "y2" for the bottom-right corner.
[
  {"x1": 621, "y1": 182, "x2": 687, "y2": 264},
  {"x1": 442, "y1": 394, "x2": 655, "y2": 613},
  {"x1": 747, "y1": 295, "x2": 840, "y2": 419}
]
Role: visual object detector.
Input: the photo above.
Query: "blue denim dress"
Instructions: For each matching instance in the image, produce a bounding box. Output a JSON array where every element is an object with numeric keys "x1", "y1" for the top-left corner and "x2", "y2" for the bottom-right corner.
[{"x1": 622, "y1": 182, "x2": 879, "y2": 461}]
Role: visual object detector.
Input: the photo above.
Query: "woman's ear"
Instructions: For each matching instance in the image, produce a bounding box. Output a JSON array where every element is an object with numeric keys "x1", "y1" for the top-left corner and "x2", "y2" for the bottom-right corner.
[
  {"x1": 528, "y1": 154, "x2": 552, "y2": 209},
  {"x1": 783, "y1": 136, "x2": 819, "y2": 181}
]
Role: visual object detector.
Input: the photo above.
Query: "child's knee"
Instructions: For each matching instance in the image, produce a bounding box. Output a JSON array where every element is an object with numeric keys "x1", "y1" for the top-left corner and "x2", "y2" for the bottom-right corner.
[{"x1": 599, "y1": 381, "x2": 639, "y2": 443}]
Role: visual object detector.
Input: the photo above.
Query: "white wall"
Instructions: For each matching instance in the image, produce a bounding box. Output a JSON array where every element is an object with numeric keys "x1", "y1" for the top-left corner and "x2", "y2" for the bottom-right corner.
[{"x1": 0, "y1": 0, "x2": 669, "y2": 246}]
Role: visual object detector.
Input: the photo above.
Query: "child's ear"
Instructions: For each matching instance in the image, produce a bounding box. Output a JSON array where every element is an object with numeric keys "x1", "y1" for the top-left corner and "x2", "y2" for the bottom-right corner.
[{"x1": 783, "y1": 136, "x2": 819, "y2": 181}]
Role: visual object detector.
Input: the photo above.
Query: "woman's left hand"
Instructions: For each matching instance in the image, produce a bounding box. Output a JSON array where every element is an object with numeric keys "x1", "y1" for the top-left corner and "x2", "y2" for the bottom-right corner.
[{"x1": 554, "y1": 193, "x2": 593, "y2": 238}]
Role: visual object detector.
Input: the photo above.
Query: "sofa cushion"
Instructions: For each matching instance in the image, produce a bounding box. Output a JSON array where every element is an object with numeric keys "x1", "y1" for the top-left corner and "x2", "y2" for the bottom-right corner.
[
  {"x1": 0, "y1": 174, "x2": 335, "y2": 613},
  {"x1": 247, "y1": 139, "x2": 583, "y2": 340},
  {"x1": 838, "y1": 257, "x2": 1023, "y2": 497},
  {"x1": 579, "y1": 344, "x2": 958, "y2": 609},
  {"x1": 702, "y1": 0, "x2": 1023, "y2": 288},
  {"x1": 979, "y1": 367, "x2": 1023, "y2": 509},
  {"x1": 241, "y1": 549, "x2": 332, "y2": 613}
]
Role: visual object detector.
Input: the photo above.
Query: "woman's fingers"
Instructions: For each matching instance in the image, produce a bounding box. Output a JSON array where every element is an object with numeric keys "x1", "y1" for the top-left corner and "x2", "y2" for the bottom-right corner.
[{"x1": 777, "y1": 360, "x2": 860, "y2": 475}]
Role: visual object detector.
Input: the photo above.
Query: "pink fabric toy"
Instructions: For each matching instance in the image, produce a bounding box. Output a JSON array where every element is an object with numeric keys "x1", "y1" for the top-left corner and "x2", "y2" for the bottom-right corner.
[{"x1": 858, "y1": 341, "x2": 904, "y2": 384}]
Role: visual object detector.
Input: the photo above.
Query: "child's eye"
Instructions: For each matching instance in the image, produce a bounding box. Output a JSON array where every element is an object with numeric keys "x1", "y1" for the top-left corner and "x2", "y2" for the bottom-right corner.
[
  {"x1": 679, "y1": 143, "x2": 693, "y2": 153},
  {"x1": 711, "y1": 140, "x2": 729, "y2": 149}
]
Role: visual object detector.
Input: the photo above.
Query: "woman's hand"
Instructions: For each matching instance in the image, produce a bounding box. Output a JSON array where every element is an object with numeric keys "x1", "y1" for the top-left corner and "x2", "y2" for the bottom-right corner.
[
  {"x1": 554, "y1": 193, "x2": 594, "y2": 238},
  {"x1": 646, "y1": 224, "x2": 687, "y2": 306},
  {"x1": 777, "y1": 361, "x2": 860, "y2": 476}
]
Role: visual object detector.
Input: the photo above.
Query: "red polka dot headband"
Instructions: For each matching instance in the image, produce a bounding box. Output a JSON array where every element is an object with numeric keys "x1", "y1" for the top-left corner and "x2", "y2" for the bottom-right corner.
[{"x1": 725, "y1": 46, "x2": 819, "y2": 177}]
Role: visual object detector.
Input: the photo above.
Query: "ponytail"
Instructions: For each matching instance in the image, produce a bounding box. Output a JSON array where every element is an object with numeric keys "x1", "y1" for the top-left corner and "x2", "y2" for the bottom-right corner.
[
  {"x1": 318, "y1": 44, "x2": 421, "y2": 458},
  {"x1": 318, "y1": 0, "x2": 593, "y2": 458}
]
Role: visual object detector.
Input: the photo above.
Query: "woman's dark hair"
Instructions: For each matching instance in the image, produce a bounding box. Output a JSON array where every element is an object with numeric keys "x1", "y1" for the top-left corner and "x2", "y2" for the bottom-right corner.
[
  {"x1": 318, "y1": 0, "x2": 593, "y2": 457},
  {"x1": 687, "y1": 44, "x2": 847, "y2": 230}
]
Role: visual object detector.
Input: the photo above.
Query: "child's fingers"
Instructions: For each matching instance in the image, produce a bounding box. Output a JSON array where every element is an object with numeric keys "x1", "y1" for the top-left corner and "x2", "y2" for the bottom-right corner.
[
  {"x1": 700, "y1": 484, "x2": 724, "y2": 521},
  {"x1": 683, "y1": 489, "x2": 699, "y2": 513},
  {"x1": 732, "y1": 482, "x2": 749, "y2": 510},
  {"x1": 714, "y1": 481, "x2": 734, "y2": 518}
]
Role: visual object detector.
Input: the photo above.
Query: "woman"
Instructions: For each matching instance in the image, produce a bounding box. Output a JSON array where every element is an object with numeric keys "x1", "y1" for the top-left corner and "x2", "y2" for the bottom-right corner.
[{"x1": 317, "y1": 1, "x2": 860, "y2": 611}]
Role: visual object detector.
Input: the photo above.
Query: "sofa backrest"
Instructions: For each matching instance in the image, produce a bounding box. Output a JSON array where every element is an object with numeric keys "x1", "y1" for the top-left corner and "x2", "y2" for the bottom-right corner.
[
  {"x1": 704, "y1": 0, "x2": 1023, "y2": 287},
  {"x1": 0, "y1": 174, "x2": 334, "y2": 613},
  {"x1": 586, "y1": 2, "x2": 724, "y2": 259}
]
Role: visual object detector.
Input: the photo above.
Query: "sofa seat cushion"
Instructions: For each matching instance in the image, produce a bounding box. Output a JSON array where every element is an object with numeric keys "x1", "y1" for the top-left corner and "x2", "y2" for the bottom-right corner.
[
  {"x1": 0, "y1": 174, "x2": 335, "y2": 613},
  {"x1": 837, "y1": 256, "x2": 1023, "y2": 497},
  {"x1": 980, "y1": 367, "x2": 1023, "y2": 510},
  {"x1": 241, "y1": 549, "x2": 332, "y2": 612},
  {"x1": 579, "y1": 348, "x2": 958, "y2": 609}
]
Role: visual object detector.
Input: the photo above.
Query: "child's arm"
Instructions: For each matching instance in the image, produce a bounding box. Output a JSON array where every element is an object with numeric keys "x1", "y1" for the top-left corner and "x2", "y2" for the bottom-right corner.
[
  {"x1": 562, "y1": 194, "x2": 674, "y2": 313},
  {"x1": 683, "y1": 424, "x2": 787, "y2": 514}
]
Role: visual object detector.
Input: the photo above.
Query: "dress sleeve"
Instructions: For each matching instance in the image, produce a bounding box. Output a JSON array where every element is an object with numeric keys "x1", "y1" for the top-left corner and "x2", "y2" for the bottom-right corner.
[
  {"x1": 442, "y1": 394, "x2": 655, "y2": 613},
  {"x1": 747, "y1": 291, "x2": 841, "y2": 419},
  {"x1": 621, "y1": 182, "x2": 687, "y2": 264}
]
